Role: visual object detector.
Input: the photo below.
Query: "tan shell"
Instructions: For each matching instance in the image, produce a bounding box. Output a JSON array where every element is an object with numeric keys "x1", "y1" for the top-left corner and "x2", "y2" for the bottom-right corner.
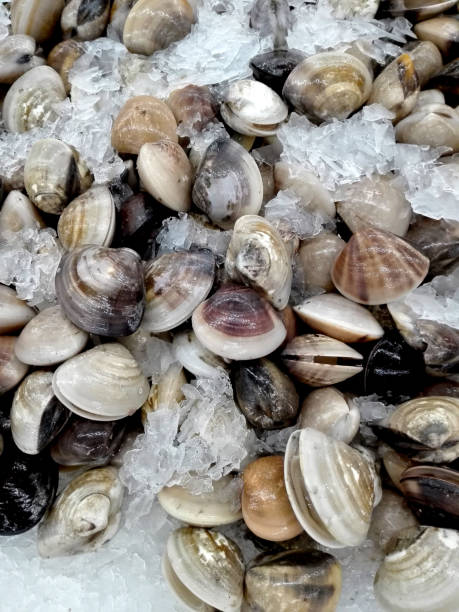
[
  {"x1": 413, "y1": 88, "x2": 445, "y2": 109},
  {"x1": 137, "y1": 141, "x2": 193, "y2": 212},
  {"x1": 0, "y1": 190, "x2": 44, "y2": 240},
  {"x1": 0, "y1": 336, "x2": 29, "y2": 395},
  {"x1": 298, "y1": 232, "x2": 345, "y2": 291},
  {"x1": 414, "y1": 16, "x2": 459, "y2": 59},
  {"x1": 47, "y1": 39, "x2": 85, "y2": 94},
  {"x1": 281, "y1": 334, "x2": 363, "y2": 387},
  {"x1": 111, "y1": 96, "x2": 178, "y2": 155},
  {"x1": 331, "y1": 228, "x2": 429, "y2": 305},
  {"x1": 167, "y1": 84, "x2": 216, "y2": 130},
  {"x1": 0, "y1": 34, "x2": 45, "y2": 84},
  {"x1": 283, "y1": 51, "x2": 373, "y2": 122},
  {"x1": 395, "y1": 103, "x2": 459, "y2": 153},
  {"x1": 0, "y1": 285, "x2": 35, "y2": 334},
  {"x1": 294, "y1": 293, "x2": 384, "y2": 343},
  {"x1": 141, "y1": 362, "x2": 185, "y2": 424},
  {"x1": 11, "y1": 0, "x2": 66, "y2": 43},
  {"x1": 381, "y1": 447, "x2": 413, "y2": 492},
  {"x1": 407, "y1": 40, "x2": 443, "y2": 88},
  {"x1": 123, "y1": 0, "x2": 194, "y2": 56}
]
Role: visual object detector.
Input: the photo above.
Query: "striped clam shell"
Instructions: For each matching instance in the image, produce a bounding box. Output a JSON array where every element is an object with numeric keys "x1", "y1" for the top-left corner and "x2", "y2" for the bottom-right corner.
[
  {"x1": 331, "y1": 228, "x2": 429, "y2": 305},
  {"x1": 47, "y1": 39, "x2": 84, "y2": 94},
  {"x1": 0, "y1": 191, "x2": 44, "y2": 240},
  {"x1": 0, "y1": 336, "x2": 29, "y2": 395},
  {"x1": 11, "y1": 0, "x2": 66, "y2": 43},
  {"x1": 0, "y1": 285, "x2": 35, "y2": 334}
]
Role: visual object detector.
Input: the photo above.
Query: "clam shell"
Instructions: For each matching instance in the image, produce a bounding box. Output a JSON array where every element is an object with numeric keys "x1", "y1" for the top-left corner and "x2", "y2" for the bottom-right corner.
[
  {"x1": 172, "y1": 330, "x2": 227, "y2": 379},
  {"x1": 141, "y1": 362, "x2": 185, "y2": 423},
  {"x1": 47, "y1": 39, "x2": 84, "y2": 94},
  {"x1": 406, "y1": 40, "x2": 443, "y2": 88},
  {"x1": 137, "y1": 140, "x2": 193, "y2": 212},
  {"x1": 368, "y1": 489, "x2": 418, "y2": 553},
  {"x1": 414, "y1": 16, "x2": 459, "y2": 60},
  {"x1": 250, "y1": 49, "x2": 306, "y2": 95},
  {"x1": 164, "y1": 527, "x2": 244, "y2": 612},
  {"x1": 0, "y1": 285, "x2": 35, "y2": 334},
  {"x1": 167, "y1": 84, "x2": 216, "y2": 130},
  {"x1": 143, "y1": 250, "x2": 214, "y2": 333},
  {"x1": 284, "y1": 428, "x2": 375, "y2": 547},
  {"x1": 61, "y1": 0, "x2": 110, "y2": 41},
  {"x1": 55, "y1": 245, "x2": 145, "y2": 336},
  {"x1": 298, "y1": 232, "x2": 345, "y2": 292},
  {"x1": 0, "y1": 190, "x2": 44, "y2": 240},
  {"x1": 11, "y1": 0, "x2": 66, "y2": 43},
  {"x1": 0, "y1": 336, "x2": 29, "y2": 395},
  {"x1": 123, "y1": 0, "x2": 194, "y2": 56},
  {"x1": 331, "y1": 228, "x2": 429, "y2": 305},
  {"x1": 380, "y1": 0, "x2": 457, "y2": 21},
  {"x1": 395, "y1": 103, "x2": 459, "y2": 153},
  {"x1": 158, "y1": 475, "x2": 242, "y2": 526},
  {"x1": 294, "y1": 293, "x2": 384, "y2": 343},
  {"x1": 57, "y1": 185, "x2": 116, "y2": 250},
  {"x1": 192, "y1": 284, "x2": 287, "y2": 361},
  {"x1": 281, "y1": 334, "x2": 363, "y2": 387},
  {"x1": 38, "y1": 466, "x2": 124, "y2": 557},
  {"x1": 382, "y1": 447, "x2": 413, "y2": 491},
  {"x1": 0, "y1": 34, "x2": 45, "y2": 84},
  {"x1": 192, "y1": 138, "x2": 263, "y2": 229},
  {"x1": 413, "y1": 88, "x2": 445, "y2": 109},
  {"x1": 15, "y1": 305, "x2": 88, "y2": 366},
  {"x1": 111, "y1": 95, "x2": 178, "y2": 155}
]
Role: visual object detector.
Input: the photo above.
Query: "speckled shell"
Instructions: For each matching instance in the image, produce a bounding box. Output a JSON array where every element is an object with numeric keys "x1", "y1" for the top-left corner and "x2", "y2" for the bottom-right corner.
[
  {"x1": 141, "y1": 362, "x2": 185, "y2": 423},
  {"x1": 167, "y1": 84, "x2": 216, "y2": 130},
  {"x1": 123, "y1": 0, "x2": 194, "y2": 56},
  {"x1": 164, "y1": 527, "x2": 244, "y2": 612},
  {"x1": 55, "y1": 245, "x2": 145, "y2": 337},
  {"x1": 38, "y1": 466, "x2": 124, "y2": 557},
  {"x1": 172, "y1": 330, "x2": 227, "y2": 379},
  {"x1": 15, "y1": 305, "x2": 88, "y2": 366},
  {"x1": 192, "y1": 284, "x2": 287, "y2": 361},
  {"x1": 143, "y1": 250, "x2": 215, "y2": 333},
  {"x1": 283, "y1": 52, "x2": 373, "y2": 122},
  {"x1": 11, "y1": 0, "x2": 66, "y2": 43},
  {"x1": 0, "y1": 34, "x2": 45, "y2": 84},
  {"x1": 0, "y1": 285, "x2": 35, "y2": 334},
  {"x1": 331, "y1": 228, "x2": 429, "y2": 305},
  {"x1": 298, "y1": 232, "x2": 345, "y2": 292},
  {"x1": 52, "y1": 343, "x2": 150, "y2": 421},
  {"x1": 47, "y1": 39, "x2": 85, "y2": 94},
  {"x1": 0, "y1": 190, "x2": 44, "y2": 240},
  {"x1": 414, "y1": 16, "x2": 459, "y2": 60},
  {"x1": 395, "y1": 103, "x2": 459, "y2": 153},
  {"x1": 111, "y1": 96, "x2": 178, "y2": 155},
  {"x1": 61, "y1": 0, "x2": 110, "y2": 41},
  {"x1": 0, "y1": 336, "x2": 29, "y2": 395}
]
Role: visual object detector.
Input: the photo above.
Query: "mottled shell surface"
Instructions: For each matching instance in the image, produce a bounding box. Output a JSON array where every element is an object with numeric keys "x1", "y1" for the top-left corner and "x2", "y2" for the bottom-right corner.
[
  {"x1": 298, "y1": 232, "x2": 345, "y2": 292},
  {"x1": 0, "y1": 190, "x2": 44, "y2": 240},
  {"x1": 61, "y1": 0, "x2": 110, "y2": 41},
  {"x1": 172, "y1": 330, "x2": 227, "y2": 379},
  {"x1": 0, "y1": 285, "x2": 35, "y2": 334},
  {"x1": 167, "y1": 84, "x2": 216, "y2": 130},
  {"x1": 11, "y1": 0, "x2": 66, "y2": 43},
  {"x1": 395, "y1": 103, "x2": 459, "y2": 153},
  {"x1": 0, "y1": 336, "x2": 29, "y2": 395},
  {"x1": 0, "y1": 34, "x2": 45, "y2": 84}
]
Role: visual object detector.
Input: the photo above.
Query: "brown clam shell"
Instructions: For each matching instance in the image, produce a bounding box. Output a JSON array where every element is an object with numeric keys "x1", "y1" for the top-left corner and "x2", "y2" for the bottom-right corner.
[
  {"x1": 167, "y1": 84, "x2": 217, "y2": 130},
  {"x1": 47, "y1": 39, "x2": 84, "y2": 94}
]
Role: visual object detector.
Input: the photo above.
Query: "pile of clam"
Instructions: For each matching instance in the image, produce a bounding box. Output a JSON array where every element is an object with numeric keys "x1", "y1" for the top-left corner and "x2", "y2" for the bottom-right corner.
[{"x1": 1, "y1": 0, "x2": 459, "y2": 610}]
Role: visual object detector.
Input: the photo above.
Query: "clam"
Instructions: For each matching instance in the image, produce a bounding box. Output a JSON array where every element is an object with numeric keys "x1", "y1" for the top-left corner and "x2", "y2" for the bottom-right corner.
[
  {"x1": 123, "y1": 0, "x2": 194, "y2": 56},
  {"x1": 331, "y1": 228, "x2": 429, "y2": 305},
  {"x1": 233, "y1": 358, "x2": 299, "y2": 430},
  {"x1": 294, "y1": 293, "x2": 384, "y2": 343},
  {"x1": 379, "y1": 0, "x2": 458, "y2": 21},
  {"x1": 281, "y1": 334, "x2": 363, "y2": 387},
  {"x1": 374, "y1": 526, "x2": 459, "y2": 612},
  {"x1": 0, "y1": 34, "x2": 45, "y2": 84},
  {"x1": 163, "y1": 527, "x2": 244, "y2": 612},
  {"x1": 220, "y1": 80, "x2": 288, "y2": 136},
  {"x1": 0, "y1": 285, "x2": 35, "y2": 334},
  {"x1": 111, "y1": 95, "x2": 178, "y2": 155},
  {"x1": 24, "y1": 138, "x2": 93, "y2": 214},
  {"x1": 405, "y1": 216, "x2": 459, "y2": 278},
  {"x1": 158, "y1": 475, "x2": 242, "y2": 526},
  {"x1": 52, "y1": 343, "x2": 150, "y2": 421},
  {"x1": 368, "y1": 489, "x2": 418, "y2": 552},
  {"x1": 167, "y1": 84, "x2": 217, "y2": 130},
  {"x1": 57, "y1": 185, "x2": 116, "y2": 250},
  {"x1": 192, "y1": 284, "x2": 287, "y2": 361},
  {"x1": 298, "y1": 387, "x2": 360, "y2": 444},
  {"x1": 0, "y1": 336, "x2": 29, "y2": 395},
  {"x1": 61, "y1": 0, "x2": 110, "y2": 40},
  {"x1": 15, "y1": 305, "x2": 89, "y2": 366},
  {"x1": 298, "y1": 232, "x2": 345, "y2": 292},
  {"x1": 405, "y1": 40, "x2": 443, "y2": 88},
  {"x1": 242, "y1": 455, "x2": 303, "y2": 542},
  {"x1": 382, "y1": 447, "x2": 414, "y2": 491},
  {"x1": 11, "y1": 371, "x2": 70, "y2": 455},
  {"x1": 0, "y1": 190, "x2": 44, "y2": 239},
  {"x1": 192, "y1": 138, "x2": 263, "y2": 229},
  {"x1": 109, "y1": 0, "x2": 136, "y2": 39},
  {"x1": 141, "y1": 362, "x2": 186, "y2": 423},
  {"x1": 283, "y1": 51, "x2": 373, "y2": 122},
  {"x1": 413, "y1": 88, "x2": 445, "y2": 109},
  {"x1": 172, "y1": 330, "x2": 227, "y2": 379},
  {"x1": 225, "y1": 215, "x2": 292, "y2": 309},
  {"x1": 38, "y1": 466, "x2": 124, "y2": 557},
  {"x1": 143, "y1": 250, "x2": 214, "y2": 333},
  {"x1": 137, "y1": 141, "x2": 193, "y2": 212},
  {"x1": 415, "y1": 16, "x2": 459, "y2": 60},
  {"x1": 395, "y1": 103, "x2": 459, "y2": 153},
  {"x1": 429, "y1": 57, "x2": 459, "y2": 99},
  {"x1": 47, "y1": 39, "x2": 85, "y2": 94},
  {"x1": 284, "y1": 428, "x2": 376, "y2": 547},
  {"x1": 244, "y1": 549, "x2": 342, "y2": 612},
  {"x1": 55, "y1": 245, "x2": 145, "y2": 337},
  {"x1": 336, "y1": 174, "x2": 412, "y2": 237},
  {"x1": 11, "y1": 0, "x2": 66, "y2": 43},
  {"x1": 116, "y1": 192, "x2": 157, "y2": 257},
  {"x1": 250, "y1": 49, "x2": 306, "y2": 95},
  {"x1": 3, "y1": 66, "x2": 66, "y2": 133}
]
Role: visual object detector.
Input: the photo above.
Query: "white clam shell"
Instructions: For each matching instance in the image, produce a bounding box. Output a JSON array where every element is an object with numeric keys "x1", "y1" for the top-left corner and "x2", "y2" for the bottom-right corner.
[
  {"x1": 141, "y1": 362, "x2": 185, "y2": 423},
  {"x1": 173, "y1": 330, "x2": 228, "y2": 378},
  {"x1": 0, "y1": 34, "x2": 45, "y2": 84},
  {"x1": 0, "y1": 285, "x2": 35, "y2": 334},
  {"x1": 395, "y1": 103, "x2": 459, "y2": 153},
  {"x1": 0, "y1": 190, "x2": 44, "y2": 240},
  {"x1": 0, "y1": 336, "x2": 29, "y2": 395}
]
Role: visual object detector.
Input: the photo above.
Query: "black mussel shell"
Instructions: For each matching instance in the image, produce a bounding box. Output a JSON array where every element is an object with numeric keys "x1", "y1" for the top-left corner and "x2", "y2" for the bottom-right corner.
[
  {"x1": 250, "y1": 49, "x2": 305, "y2": 94},
  {"x1": 428, "y1": 58, "x2": 459, "y2": 105}
]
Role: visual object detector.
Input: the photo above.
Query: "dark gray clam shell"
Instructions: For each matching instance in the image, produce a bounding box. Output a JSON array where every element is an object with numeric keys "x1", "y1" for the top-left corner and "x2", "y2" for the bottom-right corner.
[
  {"x1": 61, "y1": 0, "x2": 111, "y2": 41},
  {"x1": 55, "y1": 245, "x2": 145, "y2": 336}
]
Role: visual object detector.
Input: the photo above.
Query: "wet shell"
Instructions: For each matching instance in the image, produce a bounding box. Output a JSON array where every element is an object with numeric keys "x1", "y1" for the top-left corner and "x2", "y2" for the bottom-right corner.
[
  {"x1": 55, "y1": 245, "x2": 145, "y2": 337},
  {"x1": 250, "y1": 49, "x2": 306, "y2": 95},
  {"x1": 111, "y1": 96, "x2": 178, "y2": 155},
  {"x1": 158, "y1": 475, "x2": 242, "y2": 527},
  {"x1": 0, "y1": 190, "x2": 44, "y2": 239},
  {"x1": 282, "y1": 52, "x2": 373, "y2": 122},
  {"x1": 192, "y1": 284, "x2": 287, "y2": 361},
  {"x1": 284, "y1": 428, "x2": 376, "y2": 547},
  {"x1": 374, "y1": 526, "x2": 459, "y2": 612},
  {"x1": 405, "y1": 40, "x2": 443, "y2": 88},
  {"x1": 11, "y1": 0, "x2": 66, "y2": 43},
  {"x1": 137, "y1": 140, "x2": 193, "y2": 212},
  {"x1": 0, "y1": 285, "x2": 35, "y2": 334},
  {"x1": 0, "y1": 336, "x2": 29, "y2": 395},
  {"x1": 244, "y1": 549, "x2": 342, "y2": 612},
  {"x1": 382, "y1": 447, "x2": 414, "y2": 491},
  {"x1": 395, "y1": 103, "x2": 459, "y2": 153},
  {"x1": 11, "y1": 371, "x2": 70, "y2": 455},
  {"x1": 61, "y1": 0, "x2": 110, "y2": 41},
  {"x1": 173, "y1": 330, "x2": 227, "y2": 379},
  {"x1": 141, "y1": 362, "x2": 186, "y2": 423},
  {"x1": 192, "y1": 138, "x2": 263, "y2": 229},
  {"x1": 57, "y1": 185, "x2": 116, "y2": 250},
  {"x1": 281, "y1": 334, "x2": 363, "y2": 387},
  {"x1": 123, "y1": 0, "x2": 194, "y2": 56},
  {"x1": 413, "y1": 88, "x2": 445, "y2": 109},
  {"x1": 298, "y1": 387, "x2": 360, "y2": 444},
  {"x1": 163, "y1": 527, "x2": 244, "y2": 612},
  {"x1": 3, "y1": 66, "x2": 66, "y2": 133},
  {"x1": 143, "y1": 250, "x2": 214, "y2": 333},
  {"x1": 167, "y1": 84, "x2": 216, "y2": 130},
  {"x1": 15, "y1": 305, "x2": 89, "y2": 366},
  {"x1": 52, "y1": 343, "x2": 150, "y2": 421},
  {"x1": 47, "y1": 39, "x2": 84, "y2": 94},
  {"x1": 331, "y1": 228, "x2": 429, "y2": 305},
  {"x1": 405, "y1": 216, "x2": 459, "y2": 278},
  {"x1": 415, "y1": 16, "x2": 459, "y2": 60},
  {"x1": 0, "y1": 34, "x2": 45, "y2": 84},
  {"x1": 379, "y1": 0, "x2": 457, "y2": 21},
  {"x1": 298, "y1": 232, "x2": 345, "y2": 292},
  {"x1": 38, "y1": 466, "x2": 124, "y2": 557},
  {"x1": 294, "y1": 293, "x2": 384, "y2": 343},
  {"x1": 109, "y1": 0, "x2": 137, "y2": 39},
  {"x1": 24, "y1": 138, "x2": 93, "y2": 214},
  {"x1": 225, "y1": 215, "x2": 292, "y2": 309}
]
